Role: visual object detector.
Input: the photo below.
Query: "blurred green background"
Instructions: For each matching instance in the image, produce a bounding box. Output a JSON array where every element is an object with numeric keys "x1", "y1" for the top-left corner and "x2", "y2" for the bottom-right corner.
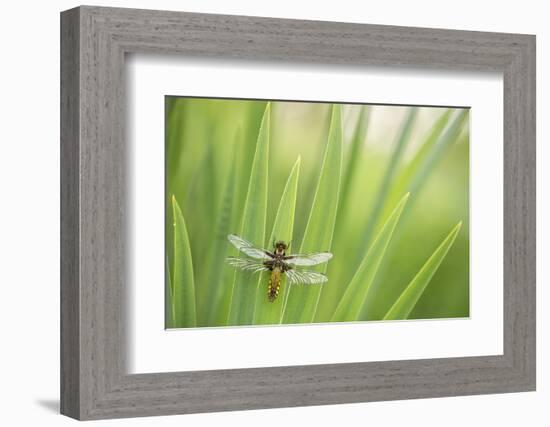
[{"x1": 166, "y1": 97, "x2": 469, "y2": 328}]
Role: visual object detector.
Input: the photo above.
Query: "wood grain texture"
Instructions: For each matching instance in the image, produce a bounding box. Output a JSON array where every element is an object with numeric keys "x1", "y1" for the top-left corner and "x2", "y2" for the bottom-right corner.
[
  {"x1": 60, "y1": 7, "x2": 81, "y2": 419},
  {"x1": 60, "y1": 5, "x2": 536, "y2": 420}
]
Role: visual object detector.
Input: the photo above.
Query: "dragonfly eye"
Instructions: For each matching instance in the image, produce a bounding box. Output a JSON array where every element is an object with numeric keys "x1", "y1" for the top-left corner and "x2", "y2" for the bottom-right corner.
[{"x1": 275, "y1": 241, "x2": 287, "y2": 253}]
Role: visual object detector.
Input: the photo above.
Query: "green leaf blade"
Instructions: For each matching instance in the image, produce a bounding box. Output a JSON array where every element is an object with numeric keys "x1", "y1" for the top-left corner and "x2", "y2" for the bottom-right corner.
[
  {"x1": 331, "y1": 193, "x2": 410, "y2": 322},
  {"x1": 357, "y1": 109, "x2": 468, "y2": 321},
  {"x1": 355, "y1": 109, "x2": 417, "y2": 263},
  {"x1": 165, "y1": 257, "x2": 174, "y2": 328},
  {"x1": 227, "y1": 104, "x2": 271, "y2": 325},
  {"x1": 338, "y1": 106, "x2": 370, "y2": 220},
  {"x1": 172, "y1": 195, "x2": 197, "y2": 327},
  {"x1": 395, "y1": 109, "x2": 468, "y2": 201},
  {"x1": 384, "y1": 221, "x2": 462, "y2": 320},
  {"x1": 254, "y1": 157, "x2": 301, "y2": 325},
  {"x1": 282, "y1": 105, "x2": 343, "y2": 324},
  {"x1": 203, "y1": 152, "x2": 238, "y2": 326},
  {"x1": 316, "y1": 106, "x2": 370, "y2": 321}
]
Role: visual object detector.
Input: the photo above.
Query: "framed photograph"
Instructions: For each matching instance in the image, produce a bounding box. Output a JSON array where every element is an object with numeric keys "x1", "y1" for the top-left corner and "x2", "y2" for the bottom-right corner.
[{"x1": 60, "y1": 6, "x2": 536, "y2": 420}]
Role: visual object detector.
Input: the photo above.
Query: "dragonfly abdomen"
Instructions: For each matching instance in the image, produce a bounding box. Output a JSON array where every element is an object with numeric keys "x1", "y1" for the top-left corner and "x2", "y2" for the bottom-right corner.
[{"x1": 268, "y1": 267, "x2": 281, "y2": 302}]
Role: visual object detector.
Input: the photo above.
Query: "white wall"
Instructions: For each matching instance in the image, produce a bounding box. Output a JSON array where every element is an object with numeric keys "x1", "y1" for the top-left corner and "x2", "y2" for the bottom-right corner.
[{"x1": 0, "y1": 0, "x2": 546, "y2": 425}]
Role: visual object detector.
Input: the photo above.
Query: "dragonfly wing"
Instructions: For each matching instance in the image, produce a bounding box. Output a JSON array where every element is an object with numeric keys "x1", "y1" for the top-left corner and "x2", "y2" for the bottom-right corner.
[
  {"x1": 226, "y1": 256, "x2": 269, "y2": 274},
  {"x1": 285, "y1": 252, "x2": 333, "y2": 266},
  {"x1": 286, "y1": 269, "x2": 328, "y2": 285},
  {"x1": 227, "y1": 234, "x2": 271, "y2": 260}
]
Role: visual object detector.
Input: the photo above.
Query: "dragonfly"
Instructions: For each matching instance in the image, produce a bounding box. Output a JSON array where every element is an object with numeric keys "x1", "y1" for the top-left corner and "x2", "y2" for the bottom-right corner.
[{"x1": 226, "y1": 234, "x2": 333, "y2": 302}]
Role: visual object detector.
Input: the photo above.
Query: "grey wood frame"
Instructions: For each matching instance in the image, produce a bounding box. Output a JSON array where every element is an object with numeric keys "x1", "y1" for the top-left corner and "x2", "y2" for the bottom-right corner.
[{"x1": 60, "y1": 5, "x2": 536, "y2": 420}]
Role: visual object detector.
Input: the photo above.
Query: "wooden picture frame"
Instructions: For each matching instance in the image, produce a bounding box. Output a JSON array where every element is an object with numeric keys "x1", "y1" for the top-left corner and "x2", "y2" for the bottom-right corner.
[{"x1": 60, "y1": 5, "x2": 536, "y2": 420}]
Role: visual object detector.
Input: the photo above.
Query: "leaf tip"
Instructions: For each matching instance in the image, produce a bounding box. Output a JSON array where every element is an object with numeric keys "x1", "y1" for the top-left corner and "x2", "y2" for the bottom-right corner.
[
  {"x1": 171, "y1": 194, "x2": 180, "y2": 214},
  {"x1": 397, "y1": 192, "x2": 411, "y2": 209}
]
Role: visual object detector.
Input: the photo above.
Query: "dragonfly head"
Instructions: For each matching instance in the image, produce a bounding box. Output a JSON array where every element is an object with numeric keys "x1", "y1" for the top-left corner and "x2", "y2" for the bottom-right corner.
[{"x1": 274, "y1": 240, "x2": 288, "y2": 255}]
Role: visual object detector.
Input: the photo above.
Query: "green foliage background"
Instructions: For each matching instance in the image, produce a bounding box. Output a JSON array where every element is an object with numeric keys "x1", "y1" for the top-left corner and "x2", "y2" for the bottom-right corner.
[{"x1": 166, "y1": 97, "x2": 469, "y2": 328}]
